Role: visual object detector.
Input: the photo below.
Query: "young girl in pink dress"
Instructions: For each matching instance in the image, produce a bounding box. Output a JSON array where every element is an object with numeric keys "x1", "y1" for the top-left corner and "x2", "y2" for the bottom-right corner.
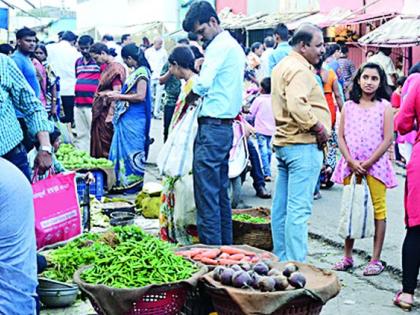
[{"x1": 332, "y1": 63, "x2": 397, "y2": 276}]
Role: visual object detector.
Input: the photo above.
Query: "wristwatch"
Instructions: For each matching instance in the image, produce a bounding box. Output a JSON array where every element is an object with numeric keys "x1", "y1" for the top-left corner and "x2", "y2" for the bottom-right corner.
[{"x1": 39, "y1": 145, "x2": 53, "y2": 154}]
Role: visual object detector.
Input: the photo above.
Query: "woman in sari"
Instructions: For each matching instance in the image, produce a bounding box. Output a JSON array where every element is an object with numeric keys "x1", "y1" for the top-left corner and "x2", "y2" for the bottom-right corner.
[
  {"x1": 89, "y1": 43, "x2": 126, "y2": 158},
  {"x1": 106, "y1": 44, "x2": 152, "y2": 191},
  {"x1": 33, "y1": 44, "x2": 58, "y2": 116},
  {"x1": 159, "y1": 45, "x2": 201, "y2": 245}
]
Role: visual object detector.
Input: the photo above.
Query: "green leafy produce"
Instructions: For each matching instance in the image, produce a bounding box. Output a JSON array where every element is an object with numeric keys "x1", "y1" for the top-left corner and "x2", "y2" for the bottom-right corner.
[
  {"x1": 232, "y1": 213, "x2": 270, "y2": 224},
  {"x1": 41, "y1": 226, "x2": 198, "y2": 288},
  {"x1": 56, "y1": 144, "x2": 113, "y2": 170}
]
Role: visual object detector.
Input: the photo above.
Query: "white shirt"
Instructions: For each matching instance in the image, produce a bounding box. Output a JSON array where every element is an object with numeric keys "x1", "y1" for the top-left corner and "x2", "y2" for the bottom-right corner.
[
  {"x1": 260, "y1": 47, "x2": 274, "y2": 78},
  {"x1": 145, "y1": 47, "x2": 168, "y2": 80},
  {"x1": 368, "y1": 51, "x2": 396, "y2": 86},
  {"x1": 47, "y1": 41, "x2": 81, "y2": 96}
]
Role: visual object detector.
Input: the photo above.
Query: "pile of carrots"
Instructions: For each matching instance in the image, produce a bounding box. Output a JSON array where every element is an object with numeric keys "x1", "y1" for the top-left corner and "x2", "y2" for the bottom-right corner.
[{"x1": 175, "y1": 246, "x2": 273, "y2": 265}]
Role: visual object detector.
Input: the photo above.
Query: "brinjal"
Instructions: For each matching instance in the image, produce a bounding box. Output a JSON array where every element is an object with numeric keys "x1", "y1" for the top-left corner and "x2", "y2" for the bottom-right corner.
[
  {"x1": 268, "y1": 268, "x2": 282, "y2": 277},
  {"x1": 253, "y1": 262, "x2": 269, "y2": 275},
  {"x1": 241, "y1": 262, "x2": 252, "y2": 271},
  {"x1": 283, "y1": 263, "x2": 299, "y2": 277},
  {"x1": 213, "y1": 266, "x2": 226, "y2": 281},
  {"x1": 231, "y1": 264, "x2": 243, "y2": 272},
  {"x1": 288, "y1": 272, "x2": 306, "y2": 289},
  {"x1": 257, "y1": 276, "x2": 276, "y2": 292},
  {"x1": 273, "y1": 275, "x2": 289, "y2": 290},
  {"x1": 232, "y1": 270, "x2": 252, "y2": 288},
  {"x1": 220, "y1": 268, "x2": 235, "y2": 285}
]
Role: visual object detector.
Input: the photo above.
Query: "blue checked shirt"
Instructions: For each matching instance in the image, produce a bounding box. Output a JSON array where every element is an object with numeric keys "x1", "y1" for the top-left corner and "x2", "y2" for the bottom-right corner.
[{"x1": 0, "y1": 54, "x2": 53, "y2": 156}]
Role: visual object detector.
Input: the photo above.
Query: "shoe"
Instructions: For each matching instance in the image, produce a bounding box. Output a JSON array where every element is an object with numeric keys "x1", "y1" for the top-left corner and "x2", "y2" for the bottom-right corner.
[
  {"x1": 314, "y1": 192, "x2": 322, "y2": 200},
  {"x1": 264, "y1": 176, "x2": 272, "y2": 182},
  {"x1": 363, "y1": 260, "x2": 385, "y2": 276},
  {"x1": 393, "y1": 290, "x2": 413, "y2": 312},
  {"x1": 256, "y1": 186, "x2": 271, "y2": 199},
  {"x1": 332, "y1": 256, "x2": 354, "y2": 271}
]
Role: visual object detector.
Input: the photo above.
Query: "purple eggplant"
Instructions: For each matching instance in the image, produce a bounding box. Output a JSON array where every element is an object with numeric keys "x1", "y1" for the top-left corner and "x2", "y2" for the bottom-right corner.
[
  {"x1": 283, "y1": 263, "x2": 299, "y2": 277},
  {"x1": 273, "y1": 275, "x2": 289, "y2": 290},
  {"x1": 253, "y1": 262, "x2": 269, "y2": 275},
  {"x1": 288, "y1": 272, "x2": 306, "y2": 289},
  {"x1": 232, "y1": 270, "x2": 252, "y2": 288},
  {"x1": 220, "y1": 268, "x2": 235, "y2": 285},
  {"x1": 213, "y1": 266, "x2": 226, "y2": 281},
  {"x1": 257, "y1": 276, "x2": 276, "y2": 292}
]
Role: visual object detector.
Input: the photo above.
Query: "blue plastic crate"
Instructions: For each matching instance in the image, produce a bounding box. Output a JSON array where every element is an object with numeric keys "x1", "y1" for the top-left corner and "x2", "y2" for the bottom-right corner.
[{"x1": 76, "y1": 170, "x2": 105, "y2": 201}]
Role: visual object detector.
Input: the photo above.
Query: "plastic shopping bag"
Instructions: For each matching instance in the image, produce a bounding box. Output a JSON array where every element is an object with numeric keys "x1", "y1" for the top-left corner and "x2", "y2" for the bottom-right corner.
[
  {"x1": 32, "y1": 172, "x2": 82, "y2": 250},
  {"x1": 338, "y1": 175, "x2": 374, "y2": 239},
  {"x1": 157, "y1": 105, "x2": 199, "y2": 177},
  {"x1": 52, "y1": 114, "x2": 73, "y2": 144},
  {"x1": 229, "y1": 120, "x2": 249, "y2": 179}
]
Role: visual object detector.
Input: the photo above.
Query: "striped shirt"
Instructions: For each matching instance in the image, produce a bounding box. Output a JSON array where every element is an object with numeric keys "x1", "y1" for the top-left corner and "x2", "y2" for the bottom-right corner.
[
  {"x1": 74, "y1": 57, "x2": 100, "y2": 107},
  {"x1": 0, "y1": 54, "x2": 53, "y2": 157}
]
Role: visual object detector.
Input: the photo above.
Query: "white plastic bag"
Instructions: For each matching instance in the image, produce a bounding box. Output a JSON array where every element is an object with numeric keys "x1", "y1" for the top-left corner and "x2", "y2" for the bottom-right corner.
[
  {"x1": 338, "y1": 175, "x2": 375, "y2": 239},
  {"x1": 157, "y1": 105, "x2": 199, "y2": 177},
  {"x1": 228, "y1": 120, "x2": 249, "y2": 179}
]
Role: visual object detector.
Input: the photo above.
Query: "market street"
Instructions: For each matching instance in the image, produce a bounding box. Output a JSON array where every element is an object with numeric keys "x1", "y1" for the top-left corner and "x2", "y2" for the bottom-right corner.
[{"x1": 39, "y1": 118, "x2": 418, "y2": 315}]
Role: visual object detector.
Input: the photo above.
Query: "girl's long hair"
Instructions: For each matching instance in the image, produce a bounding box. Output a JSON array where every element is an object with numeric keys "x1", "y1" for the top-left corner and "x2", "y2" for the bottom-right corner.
[
  {"x1": 121, "y1": 43, "x2": 151, "y2": 70},
  {"x1": 349, "y1": 62, "x2": 391, "y2": 103}
]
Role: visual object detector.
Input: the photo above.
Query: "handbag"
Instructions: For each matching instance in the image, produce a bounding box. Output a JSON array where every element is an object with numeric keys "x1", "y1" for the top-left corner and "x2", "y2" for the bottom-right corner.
[
  {"x1": 338, "y1": 175, "x2": 375, "y2": 239},
  {"x1": 157, "y1": 105, "x2": 200, "y2": 177},
  {"x1": 32, "y1": 171, "x2": 82, "y2": 250}
]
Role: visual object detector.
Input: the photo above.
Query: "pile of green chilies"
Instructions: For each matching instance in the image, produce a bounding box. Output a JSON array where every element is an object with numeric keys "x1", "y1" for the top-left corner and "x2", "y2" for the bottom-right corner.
[
  {"x1": 232, "y1": 213, "x2": 270, "y2": 224},
  {"x1": 42, "y1": 225, "x2": 198, "y2": 288}
]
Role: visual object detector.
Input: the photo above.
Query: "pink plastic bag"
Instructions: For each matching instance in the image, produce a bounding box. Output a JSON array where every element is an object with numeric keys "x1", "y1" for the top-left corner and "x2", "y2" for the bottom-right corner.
[{"x1": 32, "y1": 172, "x2": 82, "y2": 250}]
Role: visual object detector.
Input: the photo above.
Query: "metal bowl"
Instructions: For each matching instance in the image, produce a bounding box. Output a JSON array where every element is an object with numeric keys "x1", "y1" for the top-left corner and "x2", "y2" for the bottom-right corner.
[
  {"x1": 110, "y1": 211, "x2": 135, "y2": 220},
  {"x1": 110, "y1": 216, "x2": 135, "y2": 226},
  {"x1": 38, "y1": 277, "x2": 77, "y2": 290},
  {"x1": 37, "y1": 286, "x2": 78, "y2": 308}
]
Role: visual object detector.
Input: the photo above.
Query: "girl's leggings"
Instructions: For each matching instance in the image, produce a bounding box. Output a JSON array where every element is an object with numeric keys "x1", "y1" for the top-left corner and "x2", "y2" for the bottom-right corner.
[{"x1": 402, "y1": 226, "x2": 420, "y2": 294}]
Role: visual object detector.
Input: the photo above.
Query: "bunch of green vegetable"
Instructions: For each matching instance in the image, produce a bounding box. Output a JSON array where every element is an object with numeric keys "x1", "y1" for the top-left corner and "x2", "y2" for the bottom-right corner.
[
  {"x1": 41, "y1": 226, "x2": 198, "y2": 288},
  {"x1": 56, "y1": 144, "x2": 113, "y2": 170},
  {"x1": 232, "y1": 213, "x2": 270, "y2": 224}
]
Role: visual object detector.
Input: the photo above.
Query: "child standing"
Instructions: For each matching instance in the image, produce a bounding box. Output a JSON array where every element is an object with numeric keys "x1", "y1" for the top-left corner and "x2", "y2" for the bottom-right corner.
[
  {"x1": 248, "y1": 77, "x2": 275, "y2": 181},
  {"x1": 332, "y1": 63, "x2": 397, "y2": 276}
]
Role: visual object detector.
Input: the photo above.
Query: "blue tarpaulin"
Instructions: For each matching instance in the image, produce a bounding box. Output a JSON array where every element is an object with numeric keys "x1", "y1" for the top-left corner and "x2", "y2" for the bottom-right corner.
[{"x1": 0, "y1": 8, "x2": 8, "y2": 30}]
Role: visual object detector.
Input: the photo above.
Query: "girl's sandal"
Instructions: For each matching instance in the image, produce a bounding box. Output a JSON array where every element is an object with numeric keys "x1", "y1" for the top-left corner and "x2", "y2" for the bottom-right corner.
[
  {"x1": 393, "y1": 291, "x2": 413, "y2": 312},
  {"x1": 332, "y1": 257, "x2": 354, "y2": 271},
  {"x1": 363, "y1": 260, "x2": 385, "y2": 276}
]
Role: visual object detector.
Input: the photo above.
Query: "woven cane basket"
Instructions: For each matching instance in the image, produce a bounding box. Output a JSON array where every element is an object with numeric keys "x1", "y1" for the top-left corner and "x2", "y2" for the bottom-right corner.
[{"x1": 232, "y1": 208, "x2": 272, "y2": 250}]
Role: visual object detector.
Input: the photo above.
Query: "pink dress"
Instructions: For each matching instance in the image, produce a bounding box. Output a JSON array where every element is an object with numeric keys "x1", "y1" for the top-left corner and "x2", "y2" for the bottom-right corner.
[
  {"x1": 395, "y1": 74, "x2": 420, "y2": 227},
  {"x1": 332, "y1": 99, "x2": 397, "y2": 188}
]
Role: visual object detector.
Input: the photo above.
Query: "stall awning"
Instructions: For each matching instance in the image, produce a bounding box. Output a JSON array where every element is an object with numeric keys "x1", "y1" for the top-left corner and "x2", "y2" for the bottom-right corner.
[
  {"x1": 358, "y1": 15, "x2": 420, "y2": 47},
  {"x1": 343, "y1": 12, "x2": 397, "y2": 25},
  {"x1": 286, "y1": 8, "x2": 354, "y2": 30}
]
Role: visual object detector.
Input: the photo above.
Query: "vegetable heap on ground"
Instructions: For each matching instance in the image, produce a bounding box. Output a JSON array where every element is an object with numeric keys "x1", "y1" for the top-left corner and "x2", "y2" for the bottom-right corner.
[
  {"x1": 232, "y1": 213, "x2": 270, "y2": 224},
  {"x1": 56, "y1": 144, "x2": 113, "y2": 170},
  {"x1": 176, "y1": 246, "x2": 273, "y2": 266},
  {"x1": 41, "y1": 226, "x2": 198, "y2": 288}
]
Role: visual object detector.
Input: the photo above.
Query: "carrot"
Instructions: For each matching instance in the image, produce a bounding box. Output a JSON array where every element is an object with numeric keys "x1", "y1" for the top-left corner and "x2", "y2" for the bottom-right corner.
[
  {"x1": 200, "y1": 249, "x2": 221, "y2": 259},
  {"x1": 200, "y1": 257, "x2": 218, "y2": 265},
  {"x1": 218, "y1": 259, "x2": 241, "y2": 265},
  {"x1": 219, "y1": 253, "x2": 230, "y2": 259},
  {"x1": 193, "y1": 254, "x2": 203, "y2": 261},
  {"x1": 220, "y1": 246, "x2": 256, "y2": 256},
  {"x1": 229, "y1": 253, "x2": 245, "y2": 260},
  {"x1": 188, "y1": 248, "x2": 205, "y2": 256},
  {"x1": 240, "y1": 256, "x2": 252, "y2": 263},
  {"x1": 260, "y1": 252, "x2": 272, "y2": 259},
  {"x1": 250, "y1": 256, "x2": 260, "y2": 263}
]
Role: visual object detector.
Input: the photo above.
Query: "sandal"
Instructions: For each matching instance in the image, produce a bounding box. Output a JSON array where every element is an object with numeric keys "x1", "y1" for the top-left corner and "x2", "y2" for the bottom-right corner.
[
  {"x1": 332, "y1": 257, "x2": 354, "y2": 271},
  {"x1": 393, "y1": 290, "x2": 413, "y2": 312},
  {"x1": 363, "y1": 260, "x2": 385, "y2": 276}
]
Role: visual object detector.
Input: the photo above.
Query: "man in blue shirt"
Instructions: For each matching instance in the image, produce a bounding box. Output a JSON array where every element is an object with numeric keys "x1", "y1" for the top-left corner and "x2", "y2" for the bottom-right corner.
[
  {"x1": 0, "y1": 158, "x2": 38, "y2": 315},
  {"x1": 183, "y1": 1, "x2": 245, "y2": 245},
  {"x1": 0, "y1": 54, "x2": 53, "y2": 181},
  {"x1": 12, "y1": 27, "x2": 41, "y2": 153},
  {"x1": 268, "y1": 23, "x2": 292, "y2": 73}
]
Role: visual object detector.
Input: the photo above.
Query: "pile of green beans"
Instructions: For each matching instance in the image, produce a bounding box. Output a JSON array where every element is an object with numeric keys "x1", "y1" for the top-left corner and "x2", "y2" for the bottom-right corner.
[{"x1": 232, "y1": 213, "x2": 270, "y2": 224}]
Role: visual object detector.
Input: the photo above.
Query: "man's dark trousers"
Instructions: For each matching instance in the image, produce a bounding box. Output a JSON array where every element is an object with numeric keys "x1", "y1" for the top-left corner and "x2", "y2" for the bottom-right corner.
[{"x1": 193, "y1": 118, "x2": 233, "y2": 245}]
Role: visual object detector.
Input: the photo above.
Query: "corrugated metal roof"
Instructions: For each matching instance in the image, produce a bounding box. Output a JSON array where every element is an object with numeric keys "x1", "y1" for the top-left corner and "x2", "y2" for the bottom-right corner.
[{"x1": 358, "y1": 15, "x2": 420, "y2": 47}]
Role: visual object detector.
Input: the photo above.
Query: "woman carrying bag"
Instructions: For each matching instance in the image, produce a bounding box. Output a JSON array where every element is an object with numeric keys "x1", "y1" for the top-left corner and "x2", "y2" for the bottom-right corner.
[{"x1": 331, "y1": 63, "x2": 397, "y2": 276}]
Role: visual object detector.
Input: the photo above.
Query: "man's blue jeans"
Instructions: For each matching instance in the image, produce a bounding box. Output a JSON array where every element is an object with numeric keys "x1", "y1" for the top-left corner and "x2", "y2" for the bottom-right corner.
[
  {"x1": 193, "y1": 120, "x2": 233, "y2": 245},
  {"x1": 2, "y1": 143, "x2": 31, "y2": 182},
  {"x1": 271, "y1": 144, "x2": 323, "y2": 262},
  {"x1": 256, "y1": 133, "x2": 272, "y2": 177}
]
